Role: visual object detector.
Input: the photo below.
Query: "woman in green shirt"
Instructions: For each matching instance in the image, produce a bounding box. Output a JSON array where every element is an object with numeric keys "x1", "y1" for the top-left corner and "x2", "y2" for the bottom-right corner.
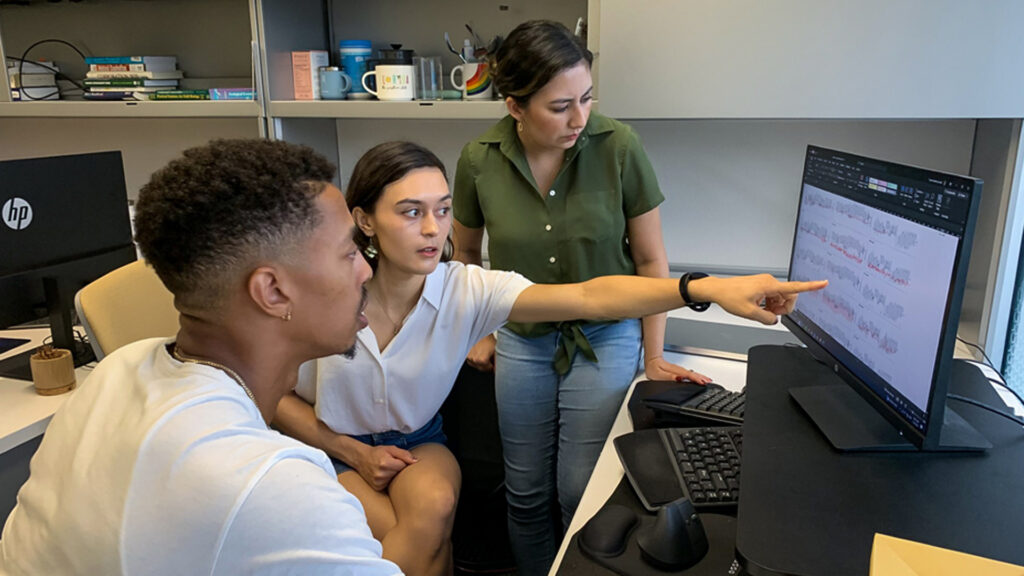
[{"x1": 453, "y1": 20, "x2": 707, "y2": 575}]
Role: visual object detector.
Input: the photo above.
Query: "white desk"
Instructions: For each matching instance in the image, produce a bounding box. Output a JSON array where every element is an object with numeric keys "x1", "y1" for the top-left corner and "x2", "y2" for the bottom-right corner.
[{"x1": 0, "y1": 327, "x2": 90, "y2": 455}]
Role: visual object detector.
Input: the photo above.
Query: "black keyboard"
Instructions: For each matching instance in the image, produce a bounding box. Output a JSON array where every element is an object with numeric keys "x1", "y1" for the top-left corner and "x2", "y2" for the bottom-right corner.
[
  {"x1": 661, "y1": 427, "x2": 742, "y2": 510},
  {"x1": 644, "y1": 384, "x2": 745, "y2": 425},
  {"x1": 614, "y1": 426, "x2": 743, "y2": 512}
]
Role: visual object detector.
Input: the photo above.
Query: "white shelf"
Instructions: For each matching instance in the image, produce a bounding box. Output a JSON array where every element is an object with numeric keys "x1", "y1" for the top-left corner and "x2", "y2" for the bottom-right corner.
[
  {"x1": 0, "y1": 100, "x2": 261, "y2": 118},
  {"x1": 269, "y1": 99, "x2": 508, "y2": 120}
]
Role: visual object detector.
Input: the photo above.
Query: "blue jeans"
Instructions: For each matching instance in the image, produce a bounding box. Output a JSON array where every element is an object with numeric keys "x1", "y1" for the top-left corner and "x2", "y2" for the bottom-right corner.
[
  {"x1": 495, "y1": 319, "x2": 642, "y2": 576},
  {"x1": 330, "y1": 413, "x2": 448, "y2": 475}
]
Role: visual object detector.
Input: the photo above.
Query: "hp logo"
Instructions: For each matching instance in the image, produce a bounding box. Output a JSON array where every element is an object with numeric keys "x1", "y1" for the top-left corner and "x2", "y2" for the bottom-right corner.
[{"x1": 2, "y1": 197, "x2": 33, "y2": 231}]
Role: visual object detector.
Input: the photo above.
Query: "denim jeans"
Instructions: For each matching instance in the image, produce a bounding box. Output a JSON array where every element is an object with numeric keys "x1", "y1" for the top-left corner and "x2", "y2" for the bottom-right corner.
[
  {"x1": 495, "y1": 319, "x2": 642, "y2": 576},
  {"x1": 330, "y1": 413, "x2": 448, "y2": 475}
]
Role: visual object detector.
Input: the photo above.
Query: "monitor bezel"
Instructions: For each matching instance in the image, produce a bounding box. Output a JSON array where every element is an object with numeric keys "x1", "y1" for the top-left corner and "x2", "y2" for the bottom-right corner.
[{"x1": 782, "y1": 145, "x2": 982, "y2": 450}]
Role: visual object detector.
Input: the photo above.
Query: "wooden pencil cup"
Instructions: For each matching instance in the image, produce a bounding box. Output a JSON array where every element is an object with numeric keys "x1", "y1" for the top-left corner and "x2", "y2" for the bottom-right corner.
[{"x1": 29, "y1": 345, "x2": 76, "y2": 396}]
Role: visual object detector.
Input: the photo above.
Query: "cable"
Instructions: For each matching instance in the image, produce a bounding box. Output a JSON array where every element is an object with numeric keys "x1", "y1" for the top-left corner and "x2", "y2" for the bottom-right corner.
[
  {"x1": 948, "y1": 394, "x2": 1024, "y2": 427},
  {"x1": 954, "y1": 336, "x2": 1024, "y2": 407},
  {"x1": 14, "y1": 38, "x2": 87, "y2": 100},
  {"x1": 956, "y1": 335, "x2": 1001, "y2": 375}
]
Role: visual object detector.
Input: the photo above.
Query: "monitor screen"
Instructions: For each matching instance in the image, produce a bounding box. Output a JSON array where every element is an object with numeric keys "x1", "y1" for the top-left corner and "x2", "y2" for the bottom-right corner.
[
  {"x1": 0, "y1": 151, "x2": 137, "y2": 379},
  {"x1": 783, "y1": 145, "x2": 986, "y2": 451}
]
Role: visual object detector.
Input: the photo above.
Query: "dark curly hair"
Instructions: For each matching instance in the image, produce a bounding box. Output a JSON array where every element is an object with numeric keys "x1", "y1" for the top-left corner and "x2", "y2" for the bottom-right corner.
[
  {"x1": 491, "y1": 19, "x2": 593, "y2": 105},
  {"x1": 346, "y1": 141, "x2": 453, "y2": 270},
  {"x1": 134, "y1": 138, "x2": 336, "y2": 311}
]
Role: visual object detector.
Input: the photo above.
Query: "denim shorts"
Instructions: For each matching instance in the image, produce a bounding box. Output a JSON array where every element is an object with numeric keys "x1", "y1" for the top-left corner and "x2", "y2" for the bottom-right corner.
[{"x1": 330, "y1": 412, "x2": 448, "y2": 475}]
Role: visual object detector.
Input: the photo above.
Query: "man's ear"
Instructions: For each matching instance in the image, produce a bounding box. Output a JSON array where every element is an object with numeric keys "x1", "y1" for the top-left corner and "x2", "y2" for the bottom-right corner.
[
  {"x1": 352, "y1": 206, "x2": 374, "y2": 238},
  {"x1": 247, "y1": 265, "x2": 291, "y2": 320}
]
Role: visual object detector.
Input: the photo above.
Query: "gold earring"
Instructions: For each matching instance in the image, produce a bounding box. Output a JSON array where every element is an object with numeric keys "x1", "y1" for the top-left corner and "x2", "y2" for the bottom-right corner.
[
  {"x1": 282, "y1": 310, "x2": 292, "y2": 321},
  {"x1": 517, "y1": 121, "x2": 524, "y2": 133}
]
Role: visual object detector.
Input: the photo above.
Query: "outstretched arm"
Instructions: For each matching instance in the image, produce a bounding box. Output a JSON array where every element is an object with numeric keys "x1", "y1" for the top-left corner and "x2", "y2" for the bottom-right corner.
[{"x1": 507, "y1": 274, "x2": 827, "y2": 326}]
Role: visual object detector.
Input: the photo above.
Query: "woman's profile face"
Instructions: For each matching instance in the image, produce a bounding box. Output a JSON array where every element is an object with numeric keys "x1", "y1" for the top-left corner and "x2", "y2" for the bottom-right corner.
[
  {"x1": 514, "y1": 61, "x2": 593, "y2": 152},
  {"x1": 362, "y1": 167, "x2": 452, "y2": 277}
]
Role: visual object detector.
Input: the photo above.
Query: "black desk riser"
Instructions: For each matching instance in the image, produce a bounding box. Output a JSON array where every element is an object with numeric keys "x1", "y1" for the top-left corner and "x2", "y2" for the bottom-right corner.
[{"x1": 737, "y1": 345, "x2": 1024, "y2": 575}]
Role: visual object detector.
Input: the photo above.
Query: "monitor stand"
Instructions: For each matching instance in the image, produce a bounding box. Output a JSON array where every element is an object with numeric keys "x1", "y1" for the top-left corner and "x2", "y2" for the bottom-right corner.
[
  {"x1": 0, "y1": 276, "x2": 96, "y2": 381},
  {"x1": 0, "y1": 339, "x2": 94, "y2": 381},
  {"x1": 790, "y1": 384, "x2": 991, "y2": 452}
]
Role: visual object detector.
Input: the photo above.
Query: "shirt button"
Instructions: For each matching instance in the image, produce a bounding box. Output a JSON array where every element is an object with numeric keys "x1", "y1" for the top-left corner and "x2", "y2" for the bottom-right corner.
[
  {"x1": 548, "y1": 189, "x2": 556, "y2": 197},
  {"x1": 545, "y1": 224, "x2": 552, "y2": 231},
  {"x1": 549, "y1": 256, "x2": 556, "y2": 263}
]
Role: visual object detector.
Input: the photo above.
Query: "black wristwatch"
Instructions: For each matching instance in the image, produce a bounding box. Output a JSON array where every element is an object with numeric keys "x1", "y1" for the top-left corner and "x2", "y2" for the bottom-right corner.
[{"x1": 679, "y1": 272, "x2": 711, "y2": 312}]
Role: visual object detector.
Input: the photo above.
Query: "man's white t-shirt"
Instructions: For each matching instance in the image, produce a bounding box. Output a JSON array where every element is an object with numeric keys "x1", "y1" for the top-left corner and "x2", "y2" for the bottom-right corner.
[
  {"x1": 295, "y1": 262, "x2": 532, "y2": 435},
  {"x1": 0, "y1": 338, "x2": 401, "y2": 576}
]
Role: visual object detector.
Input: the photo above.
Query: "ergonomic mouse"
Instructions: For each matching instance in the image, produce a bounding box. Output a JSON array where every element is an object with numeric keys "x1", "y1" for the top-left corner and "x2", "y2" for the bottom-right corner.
[
  {"x1": 578, "y1": 504, "x2": 639, "y2": 559},
  {"x1": 635, "y1": 497, "x2": 709, "y2": 570}
]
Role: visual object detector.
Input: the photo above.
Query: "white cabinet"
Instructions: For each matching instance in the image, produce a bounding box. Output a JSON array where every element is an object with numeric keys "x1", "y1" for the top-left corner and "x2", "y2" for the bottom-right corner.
[{"x1": 597, "y1": 0, "x2": 1024, "y2": 119}]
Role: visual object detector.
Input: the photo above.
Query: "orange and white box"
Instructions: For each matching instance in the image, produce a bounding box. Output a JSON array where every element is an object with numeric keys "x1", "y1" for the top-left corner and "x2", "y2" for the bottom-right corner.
[{"x1": 291, "y1": 50, "x2": 329, "y2": 100}]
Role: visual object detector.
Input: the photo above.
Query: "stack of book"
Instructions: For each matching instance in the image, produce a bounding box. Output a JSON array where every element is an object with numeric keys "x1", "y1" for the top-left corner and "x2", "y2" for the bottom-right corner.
[
  {"x1": 82, "y1": 56, "x2": 184, "y2": 101},
  {"x1": 7, "y1": 59, "x2": 61, "y2": 101}
]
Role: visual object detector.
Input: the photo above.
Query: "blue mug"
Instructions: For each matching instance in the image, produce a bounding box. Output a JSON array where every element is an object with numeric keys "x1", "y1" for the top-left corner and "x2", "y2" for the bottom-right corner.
[{"x1": 319, "y1": 67, "x2": 352, "y2": 100}]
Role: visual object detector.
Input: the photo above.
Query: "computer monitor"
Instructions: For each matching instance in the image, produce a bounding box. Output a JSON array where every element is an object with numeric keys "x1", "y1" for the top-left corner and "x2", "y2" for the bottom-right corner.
[
  {"x1": 782, "y1": 145, "x2": 990, "y2": 452},
  {"x1": 0, "y1": 151, "x2": 137, "y2": 380}
]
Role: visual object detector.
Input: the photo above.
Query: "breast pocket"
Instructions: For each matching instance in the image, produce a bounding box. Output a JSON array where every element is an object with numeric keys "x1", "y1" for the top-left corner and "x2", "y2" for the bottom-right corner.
[{"x1": 565, "y1": 189, "x2": 622, "y2": 245}]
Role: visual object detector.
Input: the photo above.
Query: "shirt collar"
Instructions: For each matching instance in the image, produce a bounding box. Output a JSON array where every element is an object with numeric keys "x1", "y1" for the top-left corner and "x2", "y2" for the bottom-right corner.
[
  {"x1": 421, "y1": 262, "x2": 445, "y2": 311},
  {"x1": 482, "y1": 113, "x2": 616, "y2": 159}
]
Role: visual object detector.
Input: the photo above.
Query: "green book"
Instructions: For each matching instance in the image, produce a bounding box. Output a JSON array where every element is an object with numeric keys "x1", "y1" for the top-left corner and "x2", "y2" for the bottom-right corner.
[{"x1": 151, "y1": 90, "x2": 210, "y2": 100}]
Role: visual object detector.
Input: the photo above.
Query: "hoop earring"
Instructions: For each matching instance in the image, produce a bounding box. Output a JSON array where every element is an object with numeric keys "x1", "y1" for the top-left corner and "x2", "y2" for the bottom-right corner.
[{"x1": 517, "y1": 121, "x2": 524, "y2": 133}]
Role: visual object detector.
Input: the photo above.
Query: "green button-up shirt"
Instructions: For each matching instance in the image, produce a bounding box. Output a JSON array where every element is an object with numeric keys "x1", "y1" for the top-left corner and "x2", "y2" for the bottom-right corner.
[{"x1": 453, "y1": 113, "x2": 664, "y2": 370}]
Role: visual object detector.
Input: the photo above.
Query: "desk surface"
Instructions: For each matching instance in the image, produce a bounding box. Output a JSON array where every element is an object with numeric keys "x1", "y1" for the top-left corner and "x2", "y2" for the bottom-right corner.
[
  {"x1": 0, "y1": 328, "x2": 89, "y2": 454},
  {"x1": 737, "y1": 345, "x2": 1024, "y2": 574}
]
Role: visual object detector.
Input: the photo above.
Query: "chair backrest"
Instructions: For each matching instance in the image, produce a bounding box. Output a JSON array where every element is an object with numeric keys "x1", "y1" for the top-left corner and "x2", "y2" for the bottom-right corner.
[{"x1": 74, "y1": 259, "x2": 179, "y2": 361}]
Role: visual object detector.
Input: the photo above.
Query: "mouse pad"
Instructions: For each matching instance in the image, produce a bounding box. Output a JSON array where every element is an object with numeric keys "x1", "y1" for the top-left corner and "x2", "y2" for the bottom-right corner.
[{"x1": 555, "y1": 479, "x2": 738, "y2": 576}]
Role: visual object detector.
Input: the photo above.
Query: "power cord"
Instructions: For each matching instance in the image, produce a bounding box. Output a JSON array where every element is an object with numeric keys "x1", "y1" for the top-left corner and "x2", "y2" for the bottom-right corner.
[
  {"x1": 948, "y1": 394, "x2": 1024, "y2": 427},
  {"x1": 13, "y1": 38, "x2": 87, "y2": 100},
  {"x1": 955, "y1": 336, "x2": 1024, "y2": 407}
]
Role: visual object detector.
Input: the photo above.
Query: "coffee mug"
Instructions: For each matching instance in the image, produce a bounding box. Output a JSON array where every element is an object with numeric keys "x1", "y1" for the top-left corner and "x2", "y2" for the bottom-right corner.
[
  {"x1": 362, "y1": 65, "x2": 415, "y2": 101},
  {"x1": 450, "y1": 62, "x2": 493, "y2": 100},
  {"x1": 319, "y1": 67, "x2": 352, "y2": 100}
]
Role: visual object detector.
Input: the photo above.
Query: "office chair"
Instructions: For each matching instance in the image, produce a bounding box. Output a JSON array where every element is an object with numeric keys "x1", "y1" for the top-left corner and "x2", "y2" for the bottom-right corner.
[{"x1": 74, "y1": 259, "x2": 179, "y2": 361}]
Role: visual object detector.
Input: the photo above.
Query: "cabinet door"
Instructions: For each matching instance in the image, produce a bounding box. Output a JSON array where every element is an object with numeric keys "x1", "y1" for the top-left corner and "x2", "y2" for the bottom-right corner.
[{"x1": 598, "y1": 0, "x2": 1024, "y2": 119}]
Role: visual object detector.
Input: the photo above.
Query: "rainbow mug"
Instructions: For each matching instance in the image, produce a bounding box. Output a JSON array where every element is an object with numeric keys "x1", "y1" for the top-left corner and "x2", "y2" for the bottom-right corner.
[{"x1": 450, "y1": 62, "x2": 493, "y2": 100}]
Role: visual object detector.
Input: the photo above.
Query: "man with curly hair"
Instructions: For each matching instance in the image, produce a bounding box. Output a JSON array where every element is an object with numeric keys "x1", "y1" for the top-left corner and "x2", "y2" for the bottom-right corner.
[{"x1": 0, "y1": 139, "x2": 400, "y2": 575}]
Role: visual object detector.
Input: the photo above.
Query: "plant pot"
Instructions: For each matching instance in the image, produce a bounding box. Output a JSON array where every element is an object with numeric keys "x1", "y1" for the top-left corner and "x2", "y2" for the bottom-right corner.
[{"x1": 29, "y1": 348, "x2": 76, "y2": 396}]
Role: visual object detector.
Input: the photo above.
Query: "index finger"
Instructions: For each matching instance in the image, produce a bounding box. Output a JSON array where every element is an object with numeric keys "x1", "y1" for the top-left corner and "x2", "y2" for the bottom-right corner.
[{"x1": 777, "y1": 279, "x2": 828, "y2": 294}]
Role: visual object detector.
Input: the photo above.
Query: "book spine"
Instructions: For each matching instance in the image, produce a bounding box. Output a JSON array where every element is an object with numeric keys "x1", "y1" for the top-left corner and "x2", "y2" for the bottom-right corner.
[
  {"x1": 208, "y1": 88, "x2": 255, "y2": 100},
  {"x1": 151, "y1": 91, "x2": 210, "y2": 100},
  {"x1": 84, "y1": 56, "x2": 147, "y2": 64},
  {"x1": 89, "y1": 63, "x2": 146, "y2": 72},
  {"x1": 83, "y1": 79, "x2": 147, "y2": 87}
]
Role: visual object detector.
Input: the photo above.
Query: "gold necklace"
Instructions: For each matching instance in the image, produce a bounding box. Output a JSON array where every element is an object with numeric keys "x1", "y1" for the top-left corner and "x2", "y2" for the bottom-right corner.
[
  {"x1": 171, "y1": 344, "x2": 263, "y2": 418},
  {"x1": 372, "y1": 289, "x2": 409, "y2": 337}
]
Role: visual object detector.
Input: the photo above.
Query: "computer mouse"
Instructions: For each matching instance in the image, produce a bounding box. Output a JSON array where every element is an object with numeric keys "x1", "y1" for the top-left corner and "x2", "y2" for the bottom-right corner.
[
  {"x1": 578, "y1": 504, "x2": 639, "y2": 559},
  {"x1": 635, "y1": 497, "x2": 709, "y2": 570}
]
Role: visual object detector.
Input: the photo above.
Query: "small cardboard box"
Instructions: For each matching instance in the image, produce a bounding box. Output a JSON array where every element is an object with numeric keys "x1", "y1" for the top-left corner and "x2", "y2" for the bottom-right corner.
[{"x1": 291, "y1": 50, "x2": 329, "y2": 100}]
